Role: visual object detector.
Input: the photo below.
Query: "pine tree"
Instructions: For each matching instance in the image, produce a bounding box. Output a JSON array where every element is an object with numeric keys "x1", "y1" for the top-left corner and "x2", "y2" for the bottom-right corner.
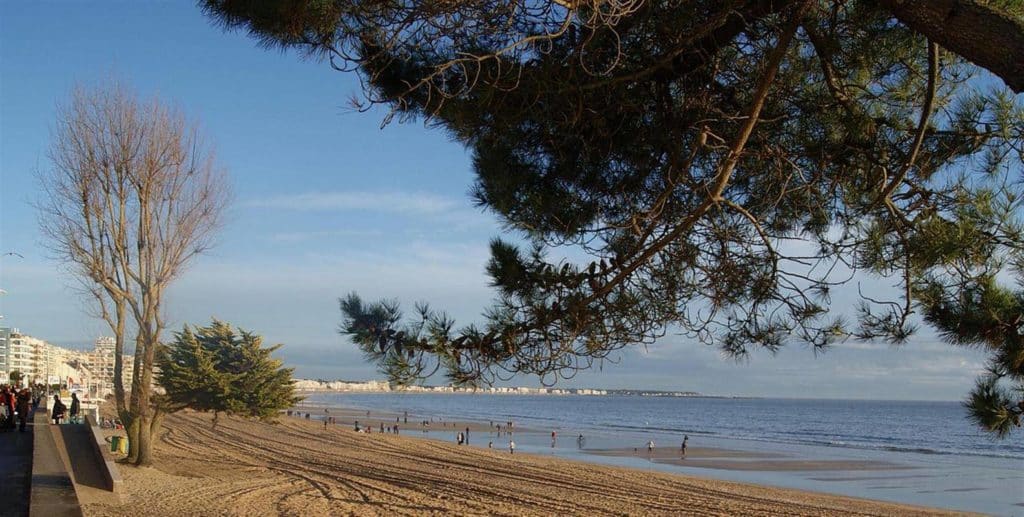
[
  {"x1": 158, "y1": 320, "x2": 301, "y2": 423},
  {"x1": 203, "y1": 1, "x2": 1024, "y2": 436},
  {"x1": 219, "y1": 327, "x2": 303, "y2": 420},
  {"x1": 918, "y1": 277, "x2": 1024, "y2": 437}
]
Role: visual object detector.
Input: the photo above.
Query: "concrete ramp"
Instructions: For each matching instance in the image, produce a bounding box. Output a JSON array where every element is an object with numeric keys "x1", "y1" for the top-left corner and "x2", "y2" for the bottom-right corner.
[
  {"x1": 31, "y1": 411, "x2": 82, "y2": 517},
  {"x1": 49, "y1": 418, "x2": 123, "y2": 507}
]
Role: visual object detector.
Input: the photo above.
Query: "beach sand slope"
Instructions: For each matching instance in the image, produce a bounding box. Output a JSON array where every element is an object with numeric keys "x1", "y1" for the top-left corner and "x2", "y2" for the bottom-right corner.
[{"x1": 83, "y1": 411, "x2": 968, "y2": 516}]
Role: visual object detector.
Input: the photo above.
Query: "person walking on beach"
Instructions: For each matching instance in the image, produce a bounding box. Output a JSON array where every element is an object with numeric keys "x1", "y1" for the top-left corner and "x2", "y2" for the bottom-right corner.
[
  {"x1": 509, "y1": 440, "x2": 515, "y2": 455},
  {"x1": 647, "y1": 440, "x2": 655, "y2": 455},
  {"x1": 577, "y1": 434, "x2": 585, "y2": 449},
  {"x1": 488, "y1": 441, "x2": 493, "y2": 449},
  {"x1": 51, "y1": 394, "x2": 66, "y2": 425},
  {"x1": 457, "y1": 432, "x2": 465, "y2": 445},
  {"x1": 380, "y1": 422, "x2": 384, "y2": 434},
  {"x1": 404, "y1": 411, "x2": 408, "y2": 424},
  {"x1": 551, "y1": 430, "x2": 557, "y2": 447},
  {"x1": 70, "y1": 393, "x2": 80, "y2": 424},
  {"x1": 681, "y1": 435, "x2": 688, "y2": 458},
  {"x1": 465, "y1": 427, "x2": 470, "y2": 445}
]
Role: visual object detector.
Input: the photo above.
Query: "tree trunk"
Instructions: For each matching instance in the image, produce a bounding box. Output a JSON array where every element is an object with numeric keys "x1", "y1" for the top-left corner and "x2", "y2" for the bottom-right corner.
[
  {"x1": 150, "y1": 409, "x2": 165, "y2": 441},
  {"x1": 134, "y1": 411, "x2": 154, "y2": 467},
  {"x1": 131, "y1": 315, "x2": 161, "y2": 467},
  {"x1": 113, "y1": 301, "x2": 128, "y2": 421},
  {"x1": 126, "y1": 334, "x2": 145, "y2": 463},
  {"x1": 876, "y1": 0, "x2": 1024, "y2": 93},
  {"x1": 125, "y1": 418, "x2": 141, "y2": 464}
]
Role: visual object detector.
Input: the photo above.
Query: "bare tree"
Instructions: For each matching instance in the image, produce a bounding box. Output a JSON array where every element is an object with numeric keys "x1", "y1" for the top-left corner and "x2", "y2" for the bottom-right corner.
[{"x1": 38, "y1": 82, "x2": 230, "y2": 466}]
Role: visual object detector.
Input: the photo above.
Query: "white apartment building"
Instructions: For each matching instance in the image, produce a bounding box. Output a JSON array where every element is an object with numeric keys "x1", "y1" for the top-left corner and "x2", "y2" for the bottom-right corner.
[{"x1": 0, "y1": 329, "x2": 132, "y2": 394}]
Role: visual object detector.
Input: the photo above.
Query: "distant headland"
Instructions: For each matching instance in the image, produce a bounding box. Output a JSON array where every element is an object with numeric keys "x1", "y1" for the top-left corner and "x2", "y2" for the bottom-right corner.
[{"x1": 293, "y1": 379, "x2": 720, "y2": 397}]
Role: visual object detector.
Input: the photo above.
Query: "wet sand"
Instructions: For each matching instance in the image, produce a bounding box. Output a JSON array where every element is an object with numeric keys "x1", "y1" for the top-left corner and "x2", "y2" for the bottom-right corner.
[
  {"x1": 81, "y1": 410, "x2": 968, "y2": 516},
  {"x1": 591, "y1": 447, "x2": 910, "y2": 472}
]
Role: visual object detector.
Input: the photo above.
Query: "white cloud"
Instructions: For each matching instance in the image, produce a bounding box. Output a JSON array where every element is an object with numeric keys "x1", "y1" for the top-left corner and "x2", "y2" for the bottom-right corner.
[
  {"x1": 244, "y1": 190, "x2": 459, "y2": 215},
  {"x1": 268, "y1": 229, "x2": 384, "y2": 242}
]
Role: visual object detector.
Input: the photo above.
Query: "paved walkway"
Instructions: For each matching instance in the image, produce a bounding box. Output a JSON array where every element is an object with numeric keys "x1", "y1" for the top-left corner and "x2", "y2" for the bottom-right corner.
[{"x1": 0, "y1": 410, "x2": 33, "y2": 517}]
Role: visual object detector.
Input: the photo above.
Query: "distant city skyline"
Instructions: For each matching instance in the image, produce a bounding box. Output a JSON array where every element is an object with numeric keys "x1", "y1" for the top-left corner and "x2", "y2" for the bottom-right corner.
[{"x1": 0, "y1": 3, "x2": 991, "y2": 401}]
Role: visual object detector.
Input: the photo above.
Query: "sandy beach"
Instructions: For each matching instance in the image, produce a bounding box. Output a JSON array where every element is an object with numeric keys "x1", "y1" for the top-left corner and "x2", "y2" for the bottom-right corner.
[{"x1": 81, "y1": 410, "x2": 968, "y2": 516}]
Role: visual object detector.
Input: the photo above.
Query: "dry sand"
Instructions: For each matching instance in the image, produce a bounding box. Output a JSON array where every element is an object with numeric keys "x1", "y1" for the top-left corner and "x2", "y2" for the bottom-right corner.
[{"x1": 82, "y1": 411, "x2": 967, "y2": 516}]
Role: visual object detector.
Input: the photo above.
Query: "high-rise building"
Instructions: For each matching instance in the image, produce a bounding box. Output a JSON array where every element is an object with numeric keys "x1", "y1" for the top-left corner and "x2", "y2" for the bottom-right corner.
[
  {"x1": 83, "y1": 336, "x2": 117, "y2": 395},
  {"x1": 7, "y1": 332, "x2": 39, "y2": 382},
  {"x1": 0, "y1": 327, "x2": 11, "y2": 383}
]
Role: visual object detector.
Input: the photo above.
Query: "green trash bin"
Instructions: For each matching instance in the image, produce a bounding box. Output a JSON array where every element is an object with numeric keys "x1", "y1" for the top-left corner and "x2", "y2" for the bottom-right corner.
[{"x1": 110, "y1": 436, "x2": 121, "y2": 453}]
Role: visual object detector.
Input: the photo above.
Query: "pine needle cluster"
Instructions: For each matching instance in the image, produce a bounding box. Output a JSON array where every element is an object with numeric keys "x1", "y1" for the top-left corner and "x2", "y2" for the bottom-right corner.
[{"x1": 158, "y1": 320, "x2": 302, "y2": 423}]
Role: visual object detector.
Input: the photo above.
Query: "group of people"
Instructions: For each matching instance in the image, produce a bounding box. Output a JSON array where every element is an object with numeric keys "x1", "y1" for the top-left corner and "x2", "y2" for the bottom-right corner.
[
  {"x1": 0, "y1": 385, "x2": 35, "y2": 432},
  {"x1": 636, "y1": 435, "x2": 689, "y2": 458},
  {"x1": 1, "y1": 386, "x2": 86, "y2": 432},
  {"x1": 351, "y1": 420, "x2": 400, "y2": 434},
  {"x1": 48, "y1": 392, "x2": 80, "y2": 425},
  {"x1": 293, "y1": 406, "x2": 690, "y2": 460}
]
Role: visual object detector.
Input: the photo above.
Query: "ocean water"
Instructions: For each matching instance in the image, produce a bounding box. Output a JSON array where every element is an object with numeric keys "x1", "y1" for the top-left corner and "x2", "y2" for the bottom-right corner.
[{"x1": 305, "y1": 393, "x2": 1024, "y2": 515}]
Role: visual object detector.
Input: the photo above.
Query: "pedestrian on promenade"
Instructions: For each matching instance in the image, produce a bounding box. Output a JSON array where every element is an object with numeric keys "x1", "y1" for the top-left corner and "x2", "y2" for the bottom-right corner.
[
  {"x1": 51, "y1": 395, "x2": 67, "y2": 425},
  {"x1": 4, "y1": 387, "x2": 15, "y2": 430},
  {"x1": 70, "y1": 393, "x2": 81, "y2": 424},
  {"x1": 16, "y1": 388, "x2": 31, "y2": 432},
  {"x1": 1, "y1": 387, "x2": 9, "y2": 430}
]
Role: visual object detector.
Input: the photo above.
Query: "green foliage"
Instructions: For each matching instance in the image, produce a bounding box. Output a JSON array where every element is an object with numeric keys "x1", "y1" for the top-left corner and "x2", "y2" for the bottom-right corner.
[
  {"x1": 157, "y1": 326, "x2": 234, "y2": 414},
  {"x1": 8, "y1": 370, "x2": 23, "y2": 384},
  {"x1": 158, "y1": 320, "x2": 302, "y2": 421},
  {"x1": 206, "y1": 1, "x2": 1024, "y2": 435},
  {"x1": 918, "y1": 277, "x2": 1024, "y2": 436}
]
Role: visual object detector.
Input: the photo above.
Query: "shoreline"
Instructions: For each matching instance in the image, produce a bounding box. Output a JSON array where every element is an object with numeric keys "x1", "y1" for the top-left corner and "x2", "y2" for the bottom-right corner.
[{"x1": 83, "y1": 410, "x2": 968, "y2": 516}]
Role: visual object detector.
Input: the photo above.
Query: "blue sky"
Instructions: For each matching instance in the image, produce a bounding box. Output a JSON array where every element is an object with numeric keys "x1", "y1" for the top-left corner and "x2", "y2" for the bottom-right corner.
[{"x1": 0, "y1": 2, "x2": 993, "y2": 400}]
